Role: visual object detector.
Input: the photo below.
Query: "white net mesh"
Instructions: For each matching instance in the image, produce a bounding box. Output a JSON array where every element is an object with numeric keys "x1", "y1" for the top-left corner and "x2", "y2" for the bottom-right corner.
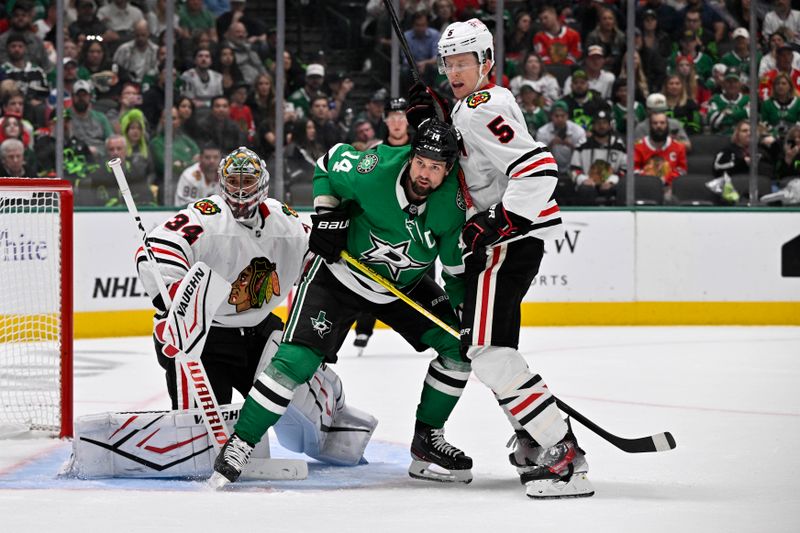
[{"x1": 0, "y1": 188, "x2": 63, "y2": 434}]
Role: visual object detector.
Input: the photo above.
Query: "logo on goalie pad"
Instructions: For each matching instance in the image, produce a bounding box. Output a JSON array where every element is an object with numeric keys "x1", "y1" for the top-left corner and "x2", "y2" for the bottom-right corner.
[
  {"x1": 310, "y1": 311, "x2": 332, "y2": 338},
  {"x1": 193, "y1": 199, "x2": 221, "y2": 215},
  {"x1": 229, "y1": 257, "x2": 281, "y2": 313}
]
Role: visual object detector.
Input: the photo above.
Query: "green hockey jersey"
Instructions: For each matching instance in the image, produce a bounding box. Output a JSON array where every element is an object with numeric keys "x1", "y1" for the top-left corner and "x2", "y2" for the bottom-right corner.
[{"x1": 313, "y1": 143, "x2": 466, "y2": 306}]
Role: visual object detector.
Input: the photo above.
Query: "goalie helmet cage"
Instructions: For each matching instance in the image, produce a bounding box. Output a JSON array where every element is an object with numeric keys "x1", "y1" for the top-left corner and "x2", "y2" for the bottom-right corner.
[{"x1": 0, "y1": 178, "x2": 73, "y2": 438}]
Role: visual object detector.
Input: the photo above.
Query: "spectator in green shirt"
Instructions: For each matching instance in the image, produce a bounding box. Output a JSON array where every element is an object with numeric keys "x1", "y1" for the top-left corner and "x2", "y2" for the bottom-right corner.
[
  {"x1": 708, "y1": 67, "x2": 750, "y2": 135},
  {"x1": 761, "y1": 72, "x2": 800, "y2": 138},
  {"x1": 179, "y1": 0, "x2": 218, "y2": 41},
  {"x1": 721, "y1": 28, "x2": 760, "y2": 86}
]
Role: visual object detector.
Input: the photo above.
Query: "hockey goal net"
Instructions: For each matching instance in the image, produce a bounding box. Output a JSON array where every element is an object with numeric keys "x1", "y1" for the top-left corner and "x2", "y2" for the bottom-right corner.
[{"x1": 0, "y1": 178, "x2": 73, "y2": 438}]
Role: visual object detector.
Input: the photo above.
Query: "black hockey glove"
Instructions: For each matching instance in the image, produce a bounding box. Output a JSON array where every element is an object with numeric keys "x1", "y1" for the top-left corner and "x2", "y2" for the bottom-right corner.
[
  {"x1": 309, "y1": 209, "x2": 350, "y2": 263},
  {"x1": 406, "y1": 81, "x2": 451, "y2": 129},
  {"x1": 462, "y1": 203, "x2": 529, "y2": 254}
]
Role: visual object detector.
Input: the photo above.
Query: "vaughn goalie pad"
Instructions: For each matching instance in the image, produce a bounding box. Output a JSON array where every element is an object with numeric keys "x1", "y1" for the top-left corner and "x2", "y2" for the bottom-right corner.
[{"x1": 62, "y1": 404, "x2": 305, "y2": 479}]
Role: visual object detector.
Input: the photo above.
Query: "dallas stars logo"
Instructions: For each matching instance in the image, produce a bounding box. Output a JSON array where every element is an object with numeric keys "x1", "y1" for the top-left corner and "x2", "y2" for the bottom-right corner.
[
  {"x1": 361, "y1": 233, "x2": 427, "y2": 281},
  {"x1": 310, "y1": 311, "x2": 332, "y2": 338}
]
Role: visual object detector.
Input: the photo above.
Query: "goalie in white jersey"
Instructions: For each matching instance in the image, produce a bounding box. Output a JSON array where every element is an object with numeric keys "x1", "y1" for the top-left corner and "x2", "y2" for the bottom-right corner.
[{"x1": 407, "y1": 18, "x2": 594, "y2": 499}]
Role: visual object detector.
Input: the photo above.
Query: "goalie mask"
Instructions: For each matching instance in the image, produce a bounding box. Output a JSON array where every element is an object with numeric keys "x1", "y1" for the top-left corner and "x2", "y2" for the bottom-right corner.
[
  {"x1": 411, "y1": 118, "x2": 459, "y2": 169},
  {"x1": 437, "y1": 18, "x2": 494, "y2": 75},
  {"x1": 218, "y1": 147, "x2": 269, "y2": 221}
]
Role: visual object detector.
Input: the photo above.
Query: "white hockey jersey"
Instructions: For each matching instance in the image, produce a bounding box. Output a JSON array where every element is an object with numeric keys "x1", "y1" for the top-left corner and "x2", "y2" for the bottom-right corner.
[
  {"x1": 173, "y1": 162, "x2": 219, "y2": 207},
  {"x1": 136, "y1": 195, "x2": 310, "y2": 328},
  {"x1": 452, "y1": 83, "x2": 563, "y2": 240}
]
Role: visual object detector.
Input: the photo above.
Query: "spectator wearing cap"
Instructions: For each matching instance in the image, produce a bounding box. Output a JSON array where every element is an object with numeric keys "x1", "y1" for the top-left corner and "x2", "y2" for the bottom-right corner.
[
  {"x1": 97, "y1": 0, "x2": 144, "y2": 42},
  {"x1": 112, "y1": 20, "x2": 158, "y2": 84},
  {"x1": 571, "y1": 107, "x2": 627, "y2": 206},
  {"x1": 634, "y1": 112, "x2": 687, "y2": 186},
  {"x1": 288, "y1": 63, "x2": 326, "y2": 120},
  {"x1": 669, "y1": 30, "x2": 714, "y2": 84},
  {"x1": 536, "y1": 101, "x2": 586, "y2": 176},
  {"x1": 70, "y1": 79, "x2": 114, "y2": 157},
  {"x1": 0, "y1": 1, "x2": 51, "y2": 72},
  {"x1": 763, "y1": 0, "x2": 800, "y2": 47},
  {"x1": 179, "y1": 0, "x2": 218, "y2": 40},
  {"x1": 69, "y1": 0, "x2": 109, "y2": 43},
  {"x1": 585, "y1": 7, "x2": 626, "y2": 74},
  {"x1": 352, "y1": 89, "x2": 389, "y2": 143},
  {"x1": 759, "y1": 29, "x2": 800, "y2": 78},
  {"x1": 224, "y1": 22, "x2": 266, "y2": 85},
  {"x1": 676, "y1": 3, "x2": 724, "y2": 51},
  {"x1": 325, "y1": 71, "x2": 354, "y2": 123},
  {"x1": 0, "y1": 33, "x2": 48, "y2": 97},
  {"x1": 634, "y1": 93, "x2": 692, "y2": 149},
  {"x1": 639, "y1": 8, "x2": 672, "y2": 60},
  {"x1": 402, "y1": 12, "x2": 441, "y2": 88},
  {"x1": 0, "y1": 139, "x2": 29, "y2": 178},
  {"x1": 708, "y1": 67, "x2": 749, "y2": 134},
  {"x1": 637, "y1": 0, "x2": 680, "y2": 36},
  {"x1": 761, "y1": 73, "x2": 800, "y2": 137},
  {"x1": 518, "y1": 82, "x2": 548, "y2": 137},
  {"x1": 382, "y1": 97, "x2": 410, "y2": 147},
  {"x1": 559, "y1": 70, "x2": 605, "y2": 131},
  {"x1": 509, "y1": 51, "x2": 560, "y2": 107},
  {"x1": 759, "y1": 43, "x2": 800, "y2": 99},
  {"x1": 610, "y1": 78, "x2": 646, "y2": 135},
  {"x1": 721, "y1": 28, "x2": 760, "y2": 86},
  {"x1": 564, "y1": 45, "x2": 615, "y2": 100},
  {"x1": 196, "y1": 95, "x2": 244, "y2": 153},
  {"x1": 533, "y1": 5, "x2": 582, "y2": 65},
  {"x1": 180, "y1": 47, "x2": 224, "y2": 108},
  {"x1": 663, "y1": 74, "x2": 702, "y2": 135},
  {"x1": 307, "y1": 94, "x2": 341, "y2": 150}
]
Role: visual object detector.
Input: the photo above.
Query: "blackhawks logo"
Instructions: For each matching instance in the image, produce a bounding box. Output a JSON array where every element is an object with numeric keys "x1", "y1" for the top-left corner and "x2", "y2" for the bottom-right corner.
[
  {"x1": 466, "y1": 91, "x2": 491, "y2": 108},
  {"x1": 228, "y1": 257, "x2": 280, "y2": 313},
  {"x1": 282, "y1": 203, "x2": 299, "y2": 217},
  {"x1": 194, "y1": 199, "x2": 221, "y2": 215},
  {"x1": 356, "y1": 153, "x2": 379, "y2": 174}
]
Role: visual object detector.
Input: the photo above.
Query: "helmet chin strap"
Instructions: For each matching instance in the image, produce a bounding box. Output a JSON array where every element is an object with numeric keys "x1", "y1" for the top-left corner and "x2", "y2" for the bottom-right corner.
[{"x1": 470, "y1": 60, "x2": 493, "y2": 95}]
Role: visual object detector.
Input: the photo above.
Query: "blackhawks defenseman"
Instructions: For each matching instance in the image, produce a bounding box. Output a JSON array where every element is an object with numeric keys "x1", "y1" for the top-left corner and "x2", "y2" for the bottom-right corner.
[
  {"x1": 210, "y1": 119, "x2": 474, "y2": 488},
  {"x1": 408, "y1": 18, "x2": 594, "y2": 498}
]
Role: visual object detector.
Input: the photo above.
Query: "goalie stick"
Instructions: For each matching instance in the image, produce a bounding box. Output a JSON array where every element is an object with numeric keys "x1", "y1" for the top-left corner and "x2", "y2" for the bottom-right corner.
[
  {"x1": 109, "y1": 159, "x2": 307, "y2": 480},
  {"x1": 341, "y1": 251, "x2": 676, "y2": 454}
]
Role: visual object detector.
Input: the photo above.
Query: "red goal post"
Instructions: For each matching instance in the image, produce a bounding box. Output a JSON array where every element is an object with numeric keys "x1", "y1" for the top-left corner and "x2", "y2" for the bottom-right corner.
[{"x1": 0, "y1": 178, "x2": 73, "y2": 438}]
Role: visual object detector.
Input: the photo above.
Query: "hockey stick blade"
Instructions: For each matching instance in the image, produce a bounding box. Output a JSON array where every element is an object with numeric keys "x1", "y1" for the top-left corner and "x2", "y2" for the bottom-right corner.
[{"x1": 556, "y1": 399, "x2": 677, "y2": 453}]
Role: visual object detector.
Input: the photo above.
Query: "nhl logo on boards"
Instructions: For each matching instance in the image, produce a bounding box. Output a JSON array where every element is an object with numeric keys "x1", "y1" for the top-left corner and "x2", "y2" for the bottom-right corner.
[
  {"x1": 466, "y1": 91, "x2": 490, "y2": 109},
  {"x1": 357, "y1": 153, "x2": 379, "y2": 174},
  {"x1": 193, "y1": 199, "x2": 221, "y2": 215}
]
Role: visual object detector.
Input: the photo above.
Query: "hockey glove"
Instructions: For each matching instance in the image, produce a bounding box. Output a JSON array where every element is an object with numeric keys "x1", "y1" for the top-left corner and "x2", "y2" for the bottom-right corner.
[
  {"x1": 462, "y1": 203, "x2": 529, "y2": 254},
  {"x1": 406, "y1": 81, "x2": 451, "y2": 129},
  {"x1": 309, "y1": 209, "x2": 350, "y2": 263}
]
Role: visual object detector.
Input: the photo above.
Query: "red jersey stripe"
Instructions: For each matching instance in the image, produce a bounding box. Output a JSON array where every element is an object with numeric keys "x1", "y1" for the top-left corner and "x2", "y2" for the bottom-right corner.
[{"x1": 511, "y1": 157, "x2": 557, "y2": 178}]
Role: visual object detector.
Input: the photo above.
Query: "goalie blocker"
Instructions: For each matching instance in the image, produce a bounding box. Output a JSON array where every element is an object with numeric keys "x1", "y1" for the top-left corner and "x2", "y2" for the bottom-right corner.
[{"x1": 63, "y1": 365, "x2": 377, "y2": 479}]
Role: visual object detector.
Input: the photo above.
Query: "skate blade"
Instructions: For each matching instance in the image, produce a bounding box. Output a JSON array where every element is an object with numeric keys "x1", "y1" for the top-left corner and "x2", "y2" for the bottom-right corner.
[
  {"x1": 525, "y1": 472, "x2": 594, "y2": 499},
  {"x1": 208, "y1": 471, "x2": 232, "y2": 490},
  {"x1": 408, "y1": 458, "x2": 473, "y2": 484}
]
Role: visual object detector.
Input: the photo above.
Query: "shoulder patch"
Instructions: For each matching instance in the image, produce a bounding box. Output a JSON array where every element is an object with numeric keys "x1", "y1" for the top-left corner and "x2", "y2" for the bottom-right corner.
[
  {"x1": 281, "y1": 203, "x2": 299, "y2": 217},
  {"x1": 456, "y1": 188, "x2": 467, "y2": 211},
  {"x1": 466, "y1": 91, "x2": 491, "y2": 109},
  {"x1": 193, "y1": 199, "x2": 221, "y2": 215},
  {"x1": 356, "y1": 153, "x2": 379, "y2": 174}
]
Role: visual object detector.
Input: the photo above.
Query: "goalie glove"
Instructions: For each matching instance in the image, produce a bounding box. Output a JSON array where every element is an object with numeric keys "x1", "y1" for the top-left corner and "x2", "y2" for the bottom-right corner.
[
  {"x1": 462, "y1": 203, "x2": 530, "y2": 254},
  {"x1": 309, "y1": 208, "x2": 350, "y2": 263},
  {"x1": 406, "y1": 81, "x2": 451, "y2": 129}
]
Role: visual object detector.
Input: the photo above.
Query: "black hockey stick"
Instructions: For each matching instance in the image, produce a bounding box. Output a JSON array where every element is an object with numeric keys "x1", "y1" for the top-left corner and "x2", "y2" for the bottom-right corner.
[{"x1": 342, "y1": 250, "x2": 676, "y2": 454}]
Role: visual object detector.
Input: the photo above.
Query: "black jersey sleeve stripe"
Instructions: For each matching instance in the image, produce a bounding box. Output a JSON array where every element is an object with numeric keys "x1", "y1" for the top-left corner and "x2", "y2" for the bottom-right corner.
[
  {"x1": 147, "y1": 237, "x2": 189, "y2": 258},
  {"x1": 515, "y1": 168, "x2": 560, "y2": 179},
  {"x1": 505, "y1": 147, "x2": 546, "y2": 176},
  {"x1": 154, "y1": 257, "x2": 189, "y2": 271},
  {"x1": 530, "y1": 218, "x2": 563, "y2": 231}
]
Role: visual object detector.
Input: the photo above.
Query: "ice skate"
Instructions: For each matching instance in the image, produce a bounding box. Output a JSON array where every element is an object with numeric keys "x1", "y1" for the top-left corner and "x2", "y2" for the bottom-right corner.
[
  {"x1": 409, "y1": 422, "x2": 473, "y2": 483},
  {"x1": 208, "y1": 433, "x2": 254, "y2": 489},
  {"x1": 353, "y1": 333, "x2": 370, "y2": 357},
  {"x1": 520, "y1": 431, "x2": 594, "y2": 499}
]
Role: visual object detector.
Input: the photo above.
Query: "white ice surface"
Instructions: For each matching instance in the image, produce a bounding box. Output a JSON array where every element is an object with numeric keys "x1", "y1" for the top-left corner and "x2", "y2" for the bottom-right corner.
[{"x1": 1, "y1": 327, "x2": 799, "y2": 533}]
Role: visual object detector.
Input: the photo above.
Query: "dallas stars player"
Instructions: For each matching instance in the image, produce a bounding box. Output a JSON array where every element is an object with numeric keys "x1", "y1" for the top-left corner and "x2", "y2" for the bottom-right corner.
[
  {"x1": 210, "y1": 119, "x2": 474, "y2": 488},
  {"x1": 408, "y1": 19, "x2": 594, "y2": 498}
]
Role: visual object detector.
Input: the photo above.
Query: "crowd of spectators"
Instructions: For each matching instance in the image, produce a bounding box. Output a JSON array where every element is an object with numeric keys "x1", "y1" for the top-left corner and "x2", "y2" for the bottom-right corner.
[{"x1": 0, "y1": 0, "x2": 798, "y2": 207}]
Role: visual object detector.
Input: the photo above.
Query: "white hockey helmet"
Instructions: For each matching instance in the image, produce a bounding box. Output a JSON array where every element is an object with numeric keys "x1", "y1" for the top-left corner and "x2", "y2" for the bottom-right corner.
[
  {"x1": 437, "y1": 18, "x2": 494, "y2": 74},
  {"x1": 218, "y1": 146, "x2": 270, "y2": 220}
]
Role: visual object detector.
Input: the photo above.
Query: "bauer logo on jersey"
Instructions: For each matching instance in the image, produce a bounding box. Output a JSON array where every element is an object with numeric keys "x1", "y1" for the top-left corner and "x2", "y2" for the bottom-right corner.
[
  {"x1": 356, "y1": 153, "x2": 379, "y2": 174},
  {"x1": 193, "y1": 199, "x2": 221, "y2": 215},
  {"x1": 466, "y1": 91, "x2": 491, "y2": 109},
  {"x1": 228, "y1": 257, "x2": 280, "y2": 313}
]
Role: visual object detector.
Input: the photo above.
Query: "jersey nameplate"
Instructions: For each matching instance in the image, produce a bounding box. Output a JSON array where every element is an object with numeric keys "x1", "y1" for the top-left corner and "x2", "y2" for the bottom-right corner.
[
  {"x1": 356, "y1": 153, "x2": 379, "y2": 174},
  {"x1": 193, "y1": 199, "x2": 221, "y2": 215},
  {"x1": 466, "y1": 91, "x2": 491, "y2": 109}
]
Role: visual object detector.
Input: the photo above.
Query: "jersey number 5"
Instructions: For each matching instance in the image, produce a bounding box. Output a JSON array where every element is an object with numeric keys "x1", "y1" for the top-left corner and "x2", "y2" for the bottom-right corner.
[
  {"x1": 487, "y1": 116, "x2": 514, "y2": 144},
  {"x1": 164, "y1": 213, "x2": 204, "y2": 245}
]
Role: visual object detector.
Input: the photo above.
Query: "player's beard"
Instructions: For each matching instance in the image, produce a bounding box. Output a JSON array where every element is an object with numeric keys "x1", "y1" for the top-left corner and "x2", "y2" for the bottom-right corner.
[{"x1": 409, "y1": 175, "x2": 435, "y2": 198}]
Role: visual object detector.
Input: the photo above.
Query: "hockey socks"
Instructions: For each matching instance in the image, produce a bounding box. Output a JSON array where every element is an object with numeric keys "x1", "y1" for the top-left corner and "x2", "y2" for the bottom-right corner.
[
  {"x1": 497, "y1": 373, "x2": 566, "y2": 449},
  {"x1": 416, "y1": 356, "x2": 471, "y2": 428}
]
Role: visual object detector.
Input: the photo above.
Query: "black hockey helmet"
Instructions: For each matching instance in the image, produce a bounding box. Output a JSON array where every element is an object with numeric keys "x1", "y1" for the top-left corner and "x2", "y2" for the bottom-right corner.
[
  {"x1": 411, "y1": 118, "x2": 459, "y2": 168},
  {"x1": 384, "y1": 97, "x2": 408, "y2": 115}
]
